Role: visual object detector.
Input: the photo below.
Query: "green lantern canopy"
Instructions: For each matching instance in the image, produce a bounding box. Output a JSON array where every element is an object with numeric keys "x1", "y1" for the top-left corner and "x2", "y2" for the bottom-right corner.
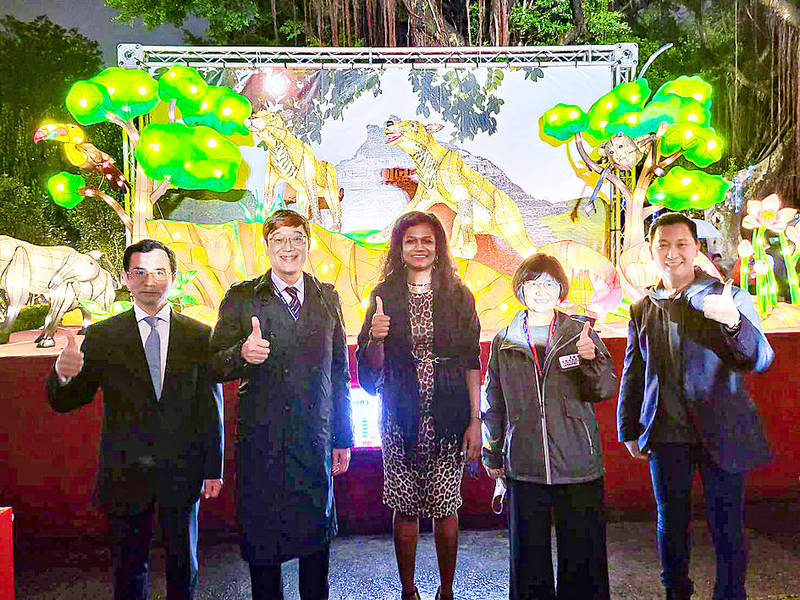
[
  {"x1": 66, "y1": 81, "x2": 111, "y2": 125},
  {"x1": 158, "y1": 65, "x2": 208, "y2": 103},
  {"x1": 135, "y1": 123, "x2": 189, "y2": 181},
  {"x1": 585, "y1": 78, "x2": 651, "y2": 141},
  {"x1": 652, "y1": 75, "x2": 713, "y2": 109},
  {"x1": 90, "y1": 67, "x2": 159, "y2": 121},
  {"x1": 136, "y1": 122, "x2": 242, "y2": 190},
  {"x1": 647, "y1": 166, "x2": 732, "y2": 210},
  {"x1": 541, "y1": 104, "x2": 588, "y2": 141},
  {"x1": 660, "y1": 124, "x2": 724, "y2": 167},
  {"x1": 46, "y1": 172, "x2": 86, "y2": 208},
  {"x1": 178, "y1": 85, "x2": 252, "y2": 136}
]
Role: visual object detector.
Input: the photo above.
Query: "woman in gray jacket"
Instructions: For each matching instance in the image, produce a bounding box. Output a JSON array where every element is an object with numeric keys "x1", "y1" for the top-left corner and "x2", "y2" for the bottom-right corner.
[{"x1": 482, "y1": 254, "x2": 618, "y2": 600}]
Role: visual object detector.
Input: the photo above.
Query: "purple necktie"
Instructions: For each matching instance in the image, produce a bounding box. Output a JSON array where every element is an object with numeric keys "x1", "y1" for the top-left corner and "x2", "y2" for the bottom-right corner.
[{"x1": 285, "y1": 286, "x2": 301, "y2": 320}]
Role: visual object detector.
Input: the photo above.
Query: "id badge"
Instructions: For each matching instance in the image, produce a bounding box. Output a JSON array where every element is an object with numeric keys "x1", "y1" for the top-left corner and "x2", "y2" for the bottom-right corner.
[{"x1": 558, "y1": 353, "x2": 581, "y2": 370}]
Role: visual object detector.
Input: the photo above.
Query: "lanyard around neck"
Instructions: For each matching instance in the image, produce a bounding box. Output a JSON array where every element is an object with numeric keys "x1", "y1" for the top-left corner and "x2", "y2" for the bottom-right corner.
[{"x1": 522, "y1": 312, "x2": 556, "y2": 378}]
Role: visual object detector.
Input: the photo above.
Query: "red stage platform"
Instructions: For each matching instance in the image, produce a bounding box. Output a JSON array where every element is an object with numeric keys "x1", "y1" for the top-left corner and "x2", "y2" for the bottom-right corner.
[{"x1": 1, "y1": 334, "x2": 799, "y2": 539}]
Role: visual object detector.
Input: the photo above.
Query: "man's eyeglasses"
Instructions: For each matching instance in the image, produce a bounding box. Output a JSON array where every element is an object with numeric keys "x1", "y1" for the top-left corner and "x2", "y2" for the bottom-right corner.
[
  {"x1": 268, "y1": 234, "x2": 307, "y2": 248},
  {"x1": 127, "y1": 268, "x2": 172, "y2": 282}
]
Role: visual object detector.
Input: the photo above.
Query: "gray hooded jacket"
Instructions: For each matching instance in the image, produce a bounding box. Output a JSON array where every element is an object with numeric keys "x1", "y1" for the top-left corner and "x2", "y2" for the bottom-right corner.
[{"x1": 482, "y1": 310, "x2": 618, "y2": 484}]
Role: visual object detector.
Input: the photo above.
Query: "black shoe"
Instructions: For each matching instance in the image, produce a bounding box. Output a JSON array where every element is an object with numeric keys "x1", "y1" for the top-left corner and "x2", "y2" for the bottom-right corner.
[
  {"x1": 401, "y1": 587, "x2": 420, "y2": 600},
  {"x1": 435, "y1": 587, "x2": 454, "y2": 600}
]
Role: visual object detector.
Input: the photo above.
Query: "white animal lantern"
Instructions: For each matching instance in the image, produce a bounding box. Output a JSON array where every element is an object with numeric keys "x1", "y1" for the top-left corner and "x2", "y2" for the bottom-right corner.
[{"x1": 0, "y1": 236, "x2": 116, "y2": 347}]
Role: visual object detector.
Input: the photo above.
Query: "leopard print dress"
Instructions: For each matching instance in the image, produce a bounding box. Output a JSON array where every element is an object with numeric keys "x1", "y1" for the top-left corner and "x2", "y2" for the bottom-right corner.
[{"x1": 381, "y1": 286, "x2": 465, "y2": 518}]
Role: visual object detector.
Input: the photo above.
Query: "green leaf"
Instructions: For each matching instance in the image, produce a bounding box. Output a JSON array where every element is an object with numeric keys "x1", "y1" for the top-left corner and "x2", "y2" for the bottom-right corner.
[{"x1": 647, "y1": 166, "x2": 732, "y2": 210}]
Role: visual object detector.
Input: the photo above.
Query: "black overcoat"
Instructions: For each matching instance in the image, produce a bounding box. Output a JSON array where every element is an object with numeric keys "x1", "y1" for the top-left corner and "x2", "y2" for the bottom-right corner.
[{"x1": 210, "y1": 270, "x2": 353, "y2": 564}]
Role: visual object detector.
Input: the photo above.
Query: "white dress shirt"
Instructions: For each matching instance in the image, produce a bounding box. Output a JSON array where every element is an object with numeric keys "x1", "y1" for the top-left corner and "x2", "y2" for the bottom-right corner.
[
  {"x1": 133, "y1": 302, "x2": 171, "y2": 390},
  {"x1": 271, "y1": 270, "x2": 304, "y2": 308},
  {"x1": 57, "y1": 303, "x2": 172, "y2": 386}
]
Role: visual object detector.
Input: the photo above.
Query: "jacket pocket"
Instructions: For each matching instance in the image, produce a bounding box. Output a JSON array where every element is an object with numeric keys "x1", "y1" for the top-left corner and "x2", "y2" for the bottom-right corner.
[{"x1": 563, "y1": 397, "x2": 596, "y2": 456}]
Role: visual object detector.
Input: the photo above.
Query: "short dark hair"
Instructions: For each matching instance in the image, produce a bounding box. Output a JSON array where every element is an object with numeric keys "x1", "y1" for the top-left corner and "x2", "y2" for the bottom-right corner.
[
  {"x1": 512, "y1": 253, "x2": 570, "y2": 303},
  {"x1": 123, "y1": 239, "x2": 177, "y2": 273},
  {"x1": 648, "y1": 212, "x2": 698, "y2": 243},
  {"x1": 262, "y1": 209, "x2": 311, "y2": 242}
]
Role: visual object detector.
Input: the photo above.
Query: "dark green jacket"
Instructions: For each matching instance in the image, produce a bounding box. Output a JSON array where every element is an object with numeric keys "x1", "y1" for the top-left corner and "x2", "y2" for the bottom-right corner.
[{"x1": 482, "y1": 310, "x2": 617, "y2": 485}]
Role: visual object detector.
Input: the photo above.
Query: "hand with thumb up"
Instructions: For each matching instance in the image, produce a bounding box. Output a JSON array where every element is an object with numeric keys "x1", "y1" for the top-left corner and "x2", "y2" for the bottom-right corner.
[
  {"x1": 241, "y1": 316, "x2": 270, "y2": 364},
  {"x1": 576, "y1": 321, "x2": 596, "y2": 360},
  {"x1": 55, "y1": 331, "x2": 84, "y2": 379},
  {"x1": 702, "y1": 279, "x2": 741, "y2": 329},
  {"x1": 369, "y1": 296, "x2": 391, "y2": 342}
]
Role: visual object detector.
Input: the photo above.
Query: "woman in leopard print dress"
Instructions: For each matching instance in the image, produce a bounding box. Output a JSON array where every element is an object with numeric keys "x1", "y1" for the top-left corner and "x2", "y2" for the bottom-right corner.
[{"x1": 357, "y1": 212, "x2": 481, "y2": 600}]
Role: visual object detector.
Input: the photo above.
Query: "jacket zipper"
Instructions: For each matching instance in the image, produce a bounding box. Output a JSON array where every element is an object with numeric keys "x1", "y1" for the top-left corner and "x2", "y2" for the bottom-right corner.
[
  {"x1": 533, "y1": 370, "x2": 551, "y2": 484},
  {"x1": 581, "y1": 420, "x2": 595, "y2": 455},
  {"x1": 539, "y1": 332, "x2": 582, "y2": 483}
]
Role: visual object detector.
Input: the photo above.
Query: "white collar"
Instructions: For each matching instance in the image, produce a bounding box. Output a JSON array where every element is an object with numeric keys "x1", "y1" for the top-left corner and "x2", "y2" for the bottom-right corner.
[
  {"x1": 271, "y1": 270, "x2": 304, "y2": 295},
  {"x1": 133, "y1": 302, "x2": 171, "y2": 323}
]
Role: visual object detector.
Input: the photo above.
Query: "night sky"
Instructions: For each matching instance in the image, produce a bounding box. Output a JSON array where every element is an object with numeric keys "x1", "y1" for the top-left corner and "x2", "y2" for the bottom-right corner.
[{"x1": 0, "y1": 0, "x2": 208, "y2": 65}]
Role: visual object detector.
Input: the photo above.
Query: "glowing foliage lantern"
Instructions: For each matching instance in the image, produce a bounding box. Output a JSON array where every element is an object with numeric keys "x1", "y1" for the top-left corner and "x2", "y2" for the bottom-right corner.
[
  {"x1": 136, "y1": 123, "x2": 242, "y2": 191},
  {"x1": 66, "y1": 81, "x2": 111, "y2": 126},
  {"x1": 46, "y1": 172, "x2": 86, "y2": 209},
  {"x1": 158, "y1": 65, "x2": 209, "y2": 103},
  {"x1": 660, "y1": 123, "x2": 723, "y2": 168},
  {"x1": 647, "y1": 166, "x2": 732, "y2": 211},
  {"x1": 91, "y1": 67, "x2": 159, "y2": 121},
  {"x1": 542, "y1": 104, "x2": 588, "y2": 141},
  {"x1": 539, "y1": 73, "x2": 728, "y2": 251},
  {"x1": 66, "y1": 67, "x2": 158, "y2": 125},
  {"x1": 585, "y1": 79, "x2": 650, "y2": 141},
  {"x1": 178, "y1": 85, "x2": 252, "y2": 136}
]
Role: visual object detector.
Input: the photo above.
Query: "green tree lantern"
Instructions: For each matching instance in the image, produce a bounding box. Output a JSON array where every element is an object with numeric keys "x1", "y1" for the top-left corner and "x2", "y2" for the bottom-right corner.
[
  {"x1": 46, "y1": 171, "x2": 85, "y2": 208},
  {"x1": 539, "y1": 74, "x2": 728, "y2": 252},
  {"x1": 50, "y1": 64, "x2": 250, "y2": 240}
]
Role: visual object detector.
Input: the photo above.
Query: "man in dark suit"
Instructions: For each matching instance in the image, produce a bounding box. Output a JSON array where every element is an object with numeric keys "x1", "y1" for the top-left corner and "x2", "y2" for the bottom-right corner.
[
  {"x1": 47, "y1": 239, "x2": 224, "y2": 600},
  {"x1": 618, "y1": 213, "x2": 774, "y2": 600},
  {"x1": 210, "y1": 209, "x2": 353, "y2": 600}
]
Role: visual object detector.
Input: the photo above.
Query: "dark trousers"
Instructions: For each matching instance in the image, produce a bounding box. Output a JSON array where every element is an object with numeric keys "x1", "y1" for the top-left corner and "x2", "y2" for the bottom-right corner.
[
  {"x1": 109, "y1": 501, "x2": 199, "y2": 600},
  {"x1": 248, "y1": 545, "x2": 330, "y2": 600},
  {"x1": 507, "y1": 477, "x2": 610, "y2": 600},
  {"x1": 649, "y1": 443, "x2": 747, "y2": 600}
]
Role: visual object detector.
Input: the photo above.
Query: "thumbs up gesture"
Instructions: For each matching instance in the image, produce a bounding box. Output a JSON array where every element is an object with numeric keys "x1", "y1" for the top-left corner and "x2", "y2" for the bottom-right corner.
[
  {"x1": 241, "y1": 316, "x2": 270, "y2": 364},
  {"x1": 702, "y1": 279, "x2": 741, "y2": 328},
  {"x1": 55, "y1": 331, "x2": 84, "y2": 379},
  {"x1": 369, "y1": 296, "x2": 391, "y2": 341},
  {"x1": 576, "y1": 321, "x2": 596, "y2": 360}
]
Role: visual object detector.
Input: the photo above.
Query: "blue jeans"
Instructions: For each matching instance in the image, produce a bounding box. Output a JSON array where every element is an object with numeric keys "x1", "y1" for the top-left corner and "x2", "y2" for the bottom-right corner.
[{"x1": 649, "y1": 443, "x2": 746, "y2": 600}]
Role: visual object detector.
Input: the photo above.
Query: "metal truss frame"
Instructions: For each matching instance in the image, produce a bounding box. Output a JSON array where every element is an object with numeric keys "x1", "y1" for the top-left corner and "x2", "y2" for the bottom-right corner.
[
  {"x1": 117, "y1": 44, "x2": 638, "y2": 253},
  {"x1": 118, "y1": 44, "x2": 638, "y2": 82}
]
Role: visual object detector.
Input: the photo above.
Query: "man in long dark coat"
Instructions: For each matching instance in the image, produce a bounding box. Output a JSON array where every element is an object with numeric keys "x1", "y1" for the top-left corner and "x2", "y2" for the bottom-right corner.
[{"x1": 210, "y1": 209, "x2": 353, "y2": 600}]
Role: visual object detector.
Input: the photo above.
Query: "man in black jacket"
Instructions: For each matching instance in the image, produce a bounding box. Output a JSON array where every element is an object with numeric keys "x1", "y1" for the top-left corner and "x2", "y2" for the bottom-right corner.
[
  {"x1": 47, "y1": 239, "x2": 224, "y2": 600},
  {"x1": 210, "y1": 209, "x2": 353, "y2": 600}
]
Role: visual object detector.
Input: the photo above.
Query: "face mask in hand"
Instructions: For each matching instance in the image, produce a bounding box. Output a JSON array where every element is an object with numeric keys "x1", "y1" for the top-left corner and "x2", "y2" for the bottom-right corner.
[{"x1": 492, "y1": 477, "x2": 507, "y2": 515}]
